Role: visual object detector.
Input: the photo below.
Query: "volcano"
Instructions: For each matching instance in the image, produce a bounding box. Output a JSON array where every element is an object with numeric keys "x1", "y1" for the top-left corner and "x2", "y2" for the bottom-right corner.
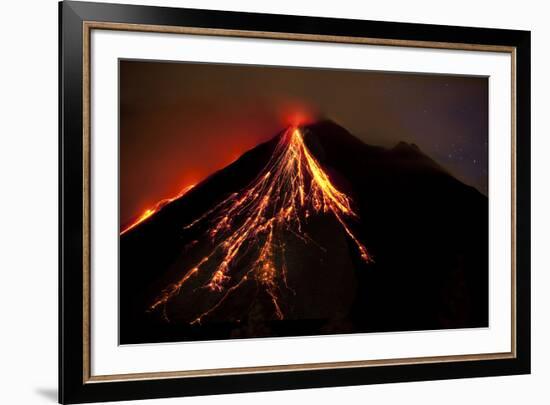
[{"x1": 120, "y1": 120, "x2": 488, "y2": 344}]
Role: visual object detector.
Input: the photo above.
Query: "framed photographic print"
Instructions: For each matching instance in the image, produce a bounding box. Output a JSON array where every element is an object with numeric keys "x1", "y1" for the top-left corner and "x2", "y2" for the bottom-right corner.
[{"x1": 59, "y1": 1, "x2": 531, "y2": 403}]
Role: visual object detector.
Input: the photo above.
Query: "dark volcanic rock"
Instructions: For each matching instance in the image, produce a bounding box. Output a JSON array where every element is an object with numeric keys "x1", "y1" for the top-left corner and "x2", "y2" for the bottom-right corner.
[{"x1": 120, "y1": 120, "x2": 488, "y2": 344}]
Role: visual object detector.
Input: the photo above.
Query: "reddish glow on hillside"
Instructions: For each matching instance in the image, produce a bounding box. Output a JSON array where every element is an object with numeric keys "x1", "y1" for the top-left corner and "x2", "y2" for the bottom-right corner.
[
  {"x1": 149, "y1": 127, "x2": 371, "y2": 324},
  {"x1": 120, "y1": 184, "x2": 195, "y2": 235}
]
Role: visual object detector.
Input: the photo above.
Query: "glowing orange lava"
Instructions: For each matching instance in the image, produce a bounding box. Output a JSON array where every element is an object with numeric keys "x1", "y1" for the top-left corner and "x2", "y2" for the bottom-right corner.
[
  {"x1": 149, "y1": 127, "x2": 371, "y2": 324},
  {"x1": 120, "y1": 184, "x2": 195, "y2": 235}
]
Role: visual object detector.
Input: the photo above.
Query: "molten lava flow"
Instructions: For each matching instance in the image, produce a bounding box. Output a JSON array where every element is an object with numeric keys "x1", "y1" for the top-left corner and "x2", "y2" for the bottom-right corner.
[
  {"x1": 149, "y1": 127, "x2": 371, "y2": 324},
  {"x1": 120, "y1": 184, "x2": 195, "y2": 235}
]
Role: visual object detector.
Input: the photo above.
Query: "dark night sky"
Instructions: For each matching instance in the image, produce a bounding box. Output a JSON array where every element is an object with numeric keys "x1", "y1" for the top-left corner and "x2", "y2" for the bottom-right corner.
[{"x1": 120, "y1": 60, "x2": 488, "y2": 227}]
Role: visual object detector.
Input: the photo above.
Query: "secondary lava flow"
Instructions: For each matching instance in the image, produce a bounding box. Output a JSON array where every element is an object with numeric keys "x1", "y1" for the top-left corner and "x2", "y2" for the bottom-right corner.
[
  {"x1": 149, "y1": 126, "x2": 371, "y2": 324},
  {"x1": 121, "y1": 184, "x2": 196, "y2": 235}
]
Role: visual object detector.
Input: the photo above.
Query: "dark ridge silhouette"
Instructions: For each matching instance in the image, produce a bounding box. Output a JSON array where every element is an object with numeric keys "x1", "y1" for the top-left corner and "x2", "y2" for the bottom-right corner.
[{"x1": 120, "y1": 119, "x2": 488, "y2": 344}]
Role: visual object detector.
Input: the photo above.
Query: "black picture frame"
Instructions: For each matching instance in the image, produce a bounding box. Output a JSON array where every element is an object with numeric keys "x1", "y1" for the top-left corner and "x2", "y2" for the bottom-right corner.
[{"x1": 59, "y1": 1, "x2": 531, "y2": 403}]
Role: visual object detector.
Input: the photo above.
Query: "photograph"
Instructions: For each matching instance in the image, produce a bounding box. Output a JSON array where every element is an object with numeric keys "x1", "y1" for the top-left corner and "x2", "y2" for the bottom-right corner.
[
  {"x1": 118, "y1": 60, "x2": 489, "y2": 344},
  {"x1": 46, "y1": 0, "x2": 534, "y2": 403}
]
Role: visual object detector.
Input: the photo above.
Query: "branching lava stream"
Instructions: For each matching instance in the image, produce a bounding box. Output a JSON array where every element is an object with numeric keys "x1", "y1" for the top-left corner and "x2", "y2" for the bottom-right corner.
[{"x1": 148, "y1": 126, "x2": 371, "y2": 324}]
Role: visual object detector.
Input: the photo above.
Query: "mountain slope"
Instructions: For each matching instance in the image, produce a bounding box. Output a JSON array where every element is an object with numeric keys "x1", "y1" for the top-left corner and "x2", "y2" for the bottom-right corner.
[{"x1": 120, "y1": 120, "x2": 488, "y2": 344}]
